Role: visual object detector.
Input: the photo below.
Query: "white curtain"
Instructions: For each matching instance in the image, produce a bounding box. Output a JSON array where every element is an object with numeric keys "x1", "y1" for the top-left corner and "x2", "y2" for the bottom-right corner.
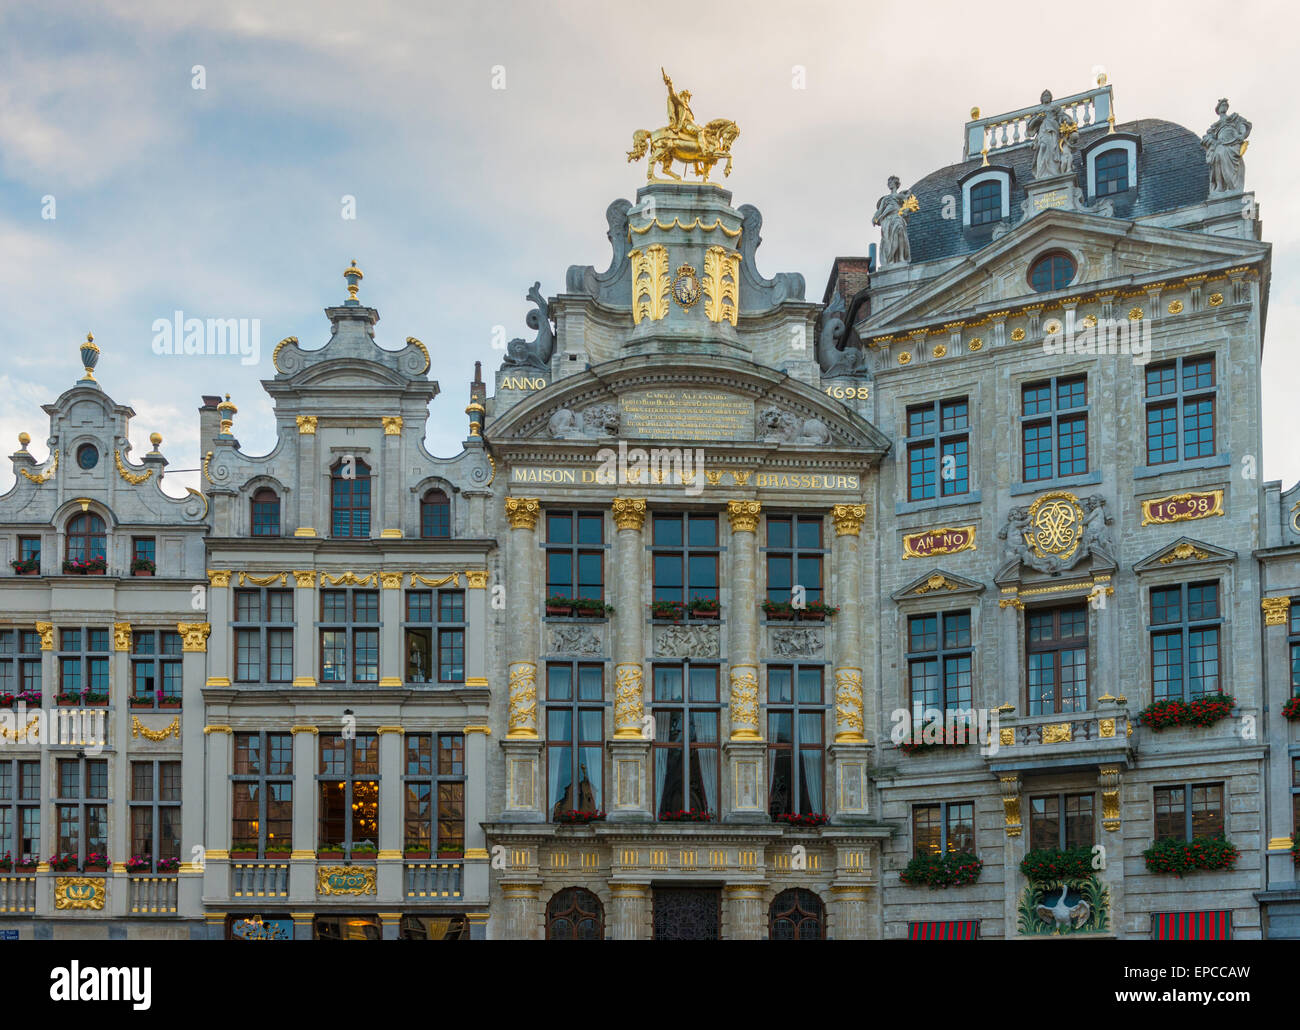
[{"x1": 694, "y1": 715, "x2": 719, "y2": 815}]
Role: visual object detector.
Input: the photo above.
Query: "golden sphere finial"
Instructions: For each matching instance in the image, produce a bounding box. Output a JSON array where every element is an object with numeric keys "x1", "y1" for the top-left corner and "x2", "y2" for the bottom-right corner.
[
  {"x1": 149, "y1": 432, "x2": 162, "y2": 449},
  {"x1": 18, "y1": 432, "x2": 30, "y2": 448},
  {"x1": 970, "y1": 106, "x2": 980, "y2": 119}
]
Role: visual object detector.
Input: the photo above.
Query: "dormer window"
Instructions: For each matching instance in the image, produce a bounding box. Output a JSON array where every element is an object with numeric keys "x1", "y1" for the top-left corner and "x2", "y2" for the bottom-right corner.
[
  {"x1": 1029, "y1": 250, "x2": 1076, "y2": 293},
  {"x1": 1084, "y1": 135, "x2": 1139, "y2": 199},
  {"x1": 251, "y1": 488, "x2": 281, "y2": 537},
  {"x1": 960, "y1": 168, "x2": 1011, "y2": 226}
]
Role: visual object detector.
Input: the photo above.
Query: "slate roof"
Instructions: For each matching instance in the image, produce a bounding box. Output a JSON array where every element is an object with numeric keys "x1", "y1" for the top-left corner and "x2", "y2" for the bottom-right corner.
[{"x1": 905, "y1": 119, "x2": 1211, "y2": 265}]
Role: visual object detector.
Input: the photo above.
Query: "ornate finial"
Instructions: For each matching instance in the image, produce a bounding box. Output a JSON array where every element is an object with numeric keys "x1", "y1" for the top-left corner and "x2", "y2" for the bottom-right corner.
[
  {"x1": 217, "y1": 393, "x2": 237, "y2": 436},
  {"x1": 466, "y1": 362, "x2": 486, "y2": 437},
  {"x1": 149, "y1": 432, "x2": 162, "y2": 450},
  {"x1": 627, "y1": 71, "x2": 739, "y2": 184},
  {"x1": 970, "y1": 106, "x2": 980, "y2": 119},
  {"x1": 343, "y1": 260, "x2": 364, "y2": 302},
  {"x1": 1097, "y1": 71, "x2": 1108, "y2": 86},
  {"x1": 18, "y1": 432, "x2": 30, "y2": 450},
  {"x1": 79, "y1": 332, "x2": 100, "y2": 381}
]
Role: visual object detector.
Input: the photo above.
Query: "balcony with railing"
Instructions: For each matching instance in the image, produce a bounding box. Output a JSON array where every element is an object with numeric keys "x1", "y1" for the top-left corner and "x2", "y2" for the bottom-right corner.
[
  {"x1": 405, "y1": 861, "x2": 462, "y2": 900},
  {"x1": 964, "y1": 83, "x2": 1114, "y2": 162},
  {"x1": 128, "y1": 875, "x2": 178, "y2": 915},
  {"x1": 0, "y1": 874, "x2": 37, "y2": 914},
  {"x1": 230, "y1": 862, "x2": 290, "y2": 899},
  {"x1": 985, "y1": 696, "x2": 1133, "y2": 776}
]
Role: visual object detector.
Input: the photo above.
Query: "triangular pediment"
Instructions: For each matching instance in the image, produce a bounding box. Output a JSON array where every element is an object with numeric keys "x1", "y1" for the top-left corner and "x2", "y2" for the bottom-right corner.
[
  {"x1": 892, "y1": 568, "x2": 986, "y2": 603},
  {"x1": 858, "y1": 209, "x2": 1268, "y2": 335},
  {"x1": 487, "y1": 354, "x2": 891, "y2": 455},
  {"x1": 1133, "y1": 535, "x2": 1237, "y2": 574}
]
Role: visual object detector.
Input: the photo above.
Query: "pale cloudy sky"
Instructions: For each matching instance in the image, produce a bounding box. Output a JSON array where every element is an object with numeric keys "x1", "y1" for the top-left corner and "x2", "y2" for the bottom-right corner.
[{"x1": 1, "y1": 0, "x2": 1296, "y2": 495}]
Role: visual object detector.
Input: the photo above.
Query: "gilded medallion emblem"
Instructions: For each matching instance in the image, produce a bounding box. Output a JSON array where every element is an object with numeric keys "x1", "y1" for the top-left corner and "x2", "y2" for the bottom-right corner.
[
  {"x1": 1024, "y1": 491, "x2": 1085, "y2": 563},
  {"x1": 672, "y1": 264, "x2": 701, "y2": 309}
]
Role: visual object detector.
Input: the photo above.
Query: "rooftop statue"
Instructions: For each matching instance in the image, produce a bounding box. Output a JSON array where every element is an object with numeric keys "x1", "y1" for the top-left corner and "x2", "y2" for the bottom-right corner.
[
  {"x1": 872, "y1": 176, "x2": 918, "y2": 267},
  {"x1": 1027, "y1": 89, "x2": 1080, "y2": 179},
  {"x1": 627, "y1": 70, "x2": 740, "y2": 183},
  {"x1": 1202, "y1": 98, "x2": 1251, "y2": 195}
]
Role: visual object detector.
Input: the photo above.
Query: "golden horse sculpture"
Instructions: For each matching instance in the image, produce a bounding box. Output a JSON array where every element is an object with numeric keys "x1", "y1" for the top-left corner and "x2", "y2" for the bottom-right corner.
[
  {"x1": 628, "y1": 71, "x2": 738, "y2": 183},
  {"x1": 627, "y1": 119, "x2": 740, "y2": 183}
]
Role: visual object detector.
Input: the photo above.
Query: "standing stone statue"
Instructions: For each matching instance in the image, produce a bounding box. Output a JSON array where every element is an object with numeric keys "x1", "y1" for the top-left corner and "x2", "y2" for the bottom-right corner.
[
  {"x1": 872, "y1": 176, "x2": 917, "y2": 267},
  {"x1": 1202, "y1": 98, "x2": 1252, "y2": 195},
  {"x1": 1027, "y1": 90, "x2": 1080, "y2": 179}
]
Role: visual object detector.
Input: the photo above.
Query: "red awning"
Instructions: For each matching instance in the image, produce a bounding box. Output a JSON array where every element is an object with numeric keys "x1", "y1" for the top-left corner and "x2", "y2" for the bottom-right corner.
[
  {"x1": 1152, "y1": 911, "x2": 1232, "y2": 940},
  {"x1": 908, "y1": 920, "x2": 979, "y2": 940}
]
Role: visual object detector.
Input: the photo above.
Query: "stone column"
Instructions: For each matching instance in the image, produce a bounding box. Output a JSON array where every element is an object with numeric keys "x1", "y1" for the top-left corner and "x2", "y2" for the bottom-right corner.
[
  {"x1": 465, "y1": 911, "x2": 489, "y2": 940},
  {"x1": 376, "y1": 726, "x2": 404, "y2": 902},
  {"x1": 378, "y1": 911, "x2": 401, "y2": 940},
  {"x1": 1262, "y1": 597, "x2": 1297, "y2": 889},
  {"x1": 291, "y1": 910, "x2": 314, "y2": 941},
  {"x1": 724, "y1": 883, "x2": 765, "y2": 939},
  {"x1": 462, "y1": 724, "x2": 491, "y2": 907},
  {"x1": 292, "y1": 570, "x2": 317, "y2": 686},
  {"x1": 378, "y1": 572, "x2": 403, "y2": 686},
  {"x1": 501, "y1": 882, "x2": 541, "y2": 939},
  {"x1": 289, "y1": 725, "x2": 319, "y2": 902},
  {"x1": 830, "y1": 885, "x2": 871, "y2": 940},
  {"x1": 724, "y1": 501, "x2": 765, "y2": 821},
  {"x1": 610, "y1": 499, "x2": 652, "y2": 821},
  {"x1": 503, "y1": 498, "x2": 543, "y2": 820},
  {"x1": 464, "y1": 569, "x2": 490, "y2": 686},
  {"x1": 830, "y1": 504, "x2": 870, "y2": 821},
  {"x1": 294, "y1": 416, "x2": 318, "y2": 534},
  {"x1": 201, "y1": 724, "x2": 232, "y2": 904},
  {"x1": 380, "y1": 416, "x2": 403, "y2": 538},
  {"x1": 204, "y1": 571, "x2": 232, "y2": 686},
  {"x1": 608, "y1": 882, "x2": 650, "y2": 940}
]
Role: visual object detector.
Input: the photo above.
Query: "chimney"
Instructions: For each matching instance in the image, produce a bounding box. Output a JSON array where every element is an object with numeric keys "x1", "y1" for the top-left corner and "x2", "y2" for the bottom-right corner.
[{"x1": 199, "y1": 395, "x2": 222, "y2": 464}]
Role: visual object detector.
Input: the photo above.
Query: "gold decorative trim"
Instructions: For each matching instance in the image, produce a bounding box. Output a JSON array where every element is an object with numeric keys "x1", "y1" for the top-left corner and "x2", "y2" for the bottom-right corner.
[
  {"x1": 1208, "y1": 292, "x2": 1224, "y2": 307},
  {"x1": 0, "y1": 715, "x2": 39, "y2": 741},
  {"x1": 1158, "y1": 542, "x2": 1211, "y2": 564},
  {"x1": 205, "y1": 677, "x2": 231, "y2": 687},
  {"x1": 186, "y1": 487, "x2": 209, "y2": 519},
  {"x1": 833, "y1": 667, "x2": 866, "y2": 743},
  {"x1": 291, "y1": 677, "x2": 317, "y2": 687},
  {"x1": 296, "y1": 415, "x2": 317, "y2": 434},
  {"x1": 54, "y1": 877, "x2": 106, "y2": 910},
  {"x1": 1268, "y1": 837, "x2": 1294, "y2": 851},
  {"x1": 1127, "y1": 306, "x2": 1143, "y2": 321},
  {"x1": 702, "y1": 245, "x2": 741, "y2": 326},
  {"x1": 292, "y1": 570, "x2": 316, "y2": 588},
  {"x1": 406, "y1": 337, "x2": 431, "y2": 375},
  {"x1": 291, "y1": 725, "x2": 319, "y2": 735},
  {"x1": 35, "y1": 621, "x2": 54, "y2": 650},
  {"x1": 505, "y1": 497, "x2": 541, "y2": 530},
  {"x1": 1168, "y1": 300, "x2": 1184, "y2": 314},
  {"x1": 207, "y1": 569, "x2": 232, "y2": 587},
  {"x1": 1041, "y1": 723, "x2": 1072, "y2": 744},
  {"x1": 176, "y1": 622, "x2": 211, "y2": 652},
  {"x1": 1098, "y1": 718, "x2": 1116, "y2": 738},
  {"x1": 465, "y1": 569, "x2": 489, "y2": 589},
  {"x1": 897, "y1": 352, "x2": 911, "y2": 365},
  {"x1": 382, "y1": 416, "x2": 403, "y2": 436},
  {"x1": 114, "y1": 450, "x2": 154, "y2": 485},
  {"x1": 203, "y1": 725, "x2": 233, "y2": 735},
  {"x1": 630, "y1": 244, "x2": 671, "y2": 324},
  {"x1": 463, "y1": 724, "x2": 492, "y2": 735},
  {"x1": 411, "y1": 572, "x2": 460, "y2": 588},
  {"x1": 465, "y1": 677, "x2": 489, "y2": 687},
  {"x1": 380, "y1": 529, "x2": 403, "y2": 538},
  {"x1": 319, "y1": 571, "x2": 378, "y2": 587},
  {"x1": 968, "y1": 338, "x2": 983, "y2": 352},
  {"x1": 19, "y1": 448, "x2": 58, "y2": 484},
  {"x1": 240, "y1": 571, "x2": 286, "y2": 587},
  {"x1": 132, "y1": 716, "x2": 181, "y2": 742},
  {"x1": 914, "y1": 574, "x2": 962, "y2": 594},
  {"x1": 902, "y1": 525, "x2": 976, "y2": 559},
  {"x1": 463, "y1": 848, "x2": 490, "y2": 860},
  {"x1": 377, "y1": 677, "x2": 402, "y2": 687},
  {"x1": 628, "y1": 216, "x2": 741, "y2": 237},
  {"x1": 290, "y1": 850, "x2": 316, "y2": 861},
  {"x1": 931, "y1": 343, "x2": 947, "y2": 358},
  {"x1": 831, "y1": 504, "x2": 867, "y2": 537},
  {"x1": 272, "y1": 336, "x2": 298, "y2": 373},
  {"x1": 113, "y1": 622, "x2": 132, "y2": 651},
  {"x1": 1262, "y1": 597, "x2": 1291, "y2": 627},
  {"x1": 201, "y1": 451, "x2": 214, "y2": 484},
  {"x1": 1010, "y1": 327, "x2": 1026, "y2": 342},
  {"x1": 293, "y1": 528, "x2": 317, "y2": 537},
  {"x1": 506, "y1": 661, "x2": 539, "y2": 739},
  {"x1": 612, "y1": 498, "x2": 648, "y2": 532},
  {"x1": 316, "y1": 865, "x2": 377, "y2": 897},
  {"x1": 726, "y1": 500, "x2": 761, "y2": 533},
  {"x1": 376, "y1": 850, "x2": 402, "y2": 861},
  {"x1": 1140, "y1": 489, "x2": 1225, "y2": 526},
  {"x1": 380, "y1": 572, "x2": 404, "y2": 590}
]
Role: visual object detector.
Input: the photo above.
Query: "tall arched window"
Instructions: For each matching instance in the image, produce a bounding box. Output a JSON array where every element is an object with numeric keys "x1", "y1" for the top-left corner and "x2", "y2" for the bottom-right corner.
[
  {"x1": 66, "y1": 513, "x2": 107, "y2": 564},
  {"x1": 546, "y1": 887, "x2": 604, "y2": 940},
  {"x1": 250, "y1": 488, "x2": 281, "y2": 537},
  {"x1": 421, "y1": 489, "x2": 451, "y2": 539},
  {"x1": 331, "y1": 459, "x2": 371, "y2": 538},
  {"x1": 769, "y1": 889, "x2": 825, "y2": 940}
]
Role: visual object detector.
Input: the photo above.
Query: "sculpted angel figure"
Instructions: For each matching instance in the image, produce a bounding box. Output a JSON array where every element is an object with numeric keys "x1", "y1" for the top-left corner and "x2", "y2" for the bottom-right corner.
[
  {"x1": 1202, "y1": 98, "x2": 1251, "y2": 194},
  {"x1": 872, "y1": 176, "x2": 916, "y2": 267},
  {"x1": 1027, "y1": 90, "x2": 1080, "y2": 180}
]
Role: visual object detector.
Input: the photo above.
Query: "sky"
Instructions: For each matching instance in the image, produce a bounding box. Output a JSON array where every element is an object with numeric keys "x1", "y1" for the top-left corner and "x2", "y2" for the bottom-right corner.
[{"x1": 0, "y1": 0, "x2": 1296, "y2": 496}]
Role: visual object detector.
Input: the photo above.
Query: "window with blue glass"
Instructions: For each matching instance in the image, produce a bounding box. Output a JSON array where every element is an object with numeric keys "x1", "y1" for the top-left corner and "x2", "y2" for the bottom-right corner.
[
  {"x1": 330, "y1": 459, "x2": 371, "y2": 538},
  {"x1": 233, "y1": 589, "x2": 293, "y2": 685},
  {"x1": 250, "y1": 488, "x2": 281, "y2": 536},
  {"x1": 1094, "y1": 147, "x2": 1130, "y2": 195},
  {"x1": 65, "y1": 513, "x2": 106, "y2": 563},
  {"x1": 765, "y1": 515, "x2": 824, "y2": 604},
  {"x1": 420, "y1": 489, "x2": 451, "y2": 539},
  {"x1": 546, "y1": 511, "x2": 604, "y2": 602},
  {"x1": 402, "y1": 589, "x2": 465, "y2": 683},
  {"x1": 320, "y1": 589, "x2": 379, "y2": 683},
  {"x1": 906, "y1": 398, "x2": 969, "y2": 501},
  {"x1": 767, "y1": 665, "x2": 826, "y2": 817},
  {"x1": 1027, "y1": 605, "x2": 1088, "y2": 715},
  {"x1": 653, "y1": 663, "x2": 719, "y2": 819},
  {"x1": 546, "y1": 663, "x2": 604, "y2": 818},
  {"x1": 1145, "y1": 355, "x2": 1216, "y2": 466},
  {"x1": 1290, "y1": 602, "x2": 1300, "y2": 698},
  {"x1": 907, "y1": 611, "x2": 972, "y2": 712},
  {"x1": 1022, "y1": 375, "x2": 1087, "y2": 482},
  {"x1": 1150, "y1": 582, "x2": 1221, "y2": 701},
  {"x1": 58, "y1": 627, "x2": 110, "y2": 704},
  {"x1": 131, "y1": 629, "x2": 184, "y2": 704},
  {"x1": 968, "y1": 180, "x2": 1003, "y2": 225},
  {"x1": 652, "y1": 513, "x2": 719, "y2": 604},
  {"x1": 1029, "y1": 250, "x2": 1076, "y2": 293},
  {"x1": 0, "y1": 760, "x2": 40, "y2": 865}
]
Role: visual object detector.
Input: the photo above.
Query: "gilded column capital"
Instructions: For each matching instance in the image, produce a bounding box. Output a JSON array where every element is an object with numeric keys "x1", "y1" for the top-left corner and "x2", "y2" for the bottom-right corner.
[
  {"x1": 831, "y1": 504, "x2": 867, "y2": 536},
  {"x1": 206, "y1": 569, "x2": 232, "y2": 588},
  {"x1": 1262, "y1": 596, "x2": 1291, "y2": 627},
  {"x1": 465, "y1": 569, "x2": 490, "y2": 589},
  {"x1": 296, "y1": 415, "x2": 317, "y2": 434},
  {"x1": 726, "y1": 500, "x2": 761, "y2": 534},
  {"x1": 999, "y1": 774, "x2": 1023, "y2": 837},
  {"x1": 35, "y1": 621, "x2": 54, "y2": 651},
  {"x1": 505, "y1": 497, "x2": 541, "y2": 531},
  {"x1": 382, "y1": 416, "x2": 403, "y2": 436},
  {"x1": 113, "y1": 622, "x2": 132, "y2": 652},
  {"x1": 292, "y1": 570, "x2": 316, "y2": 589},
  {"x1": 379, "y1": 572, "x2": 404, "y2": 590},
  {"x1": 176, "y1": 622, "x2": 211, "y2": 652},
  {"x1": 612, "y1": 498, "x2": 648, "y2": 532}
]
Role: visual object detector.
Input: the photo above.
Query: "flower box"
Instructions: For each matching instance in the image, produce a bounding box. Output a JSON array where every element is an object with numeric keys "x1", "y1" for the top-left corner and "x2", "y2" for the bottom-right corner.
[
  {"x1": 129, "y1": 697, "x2": 154, "y2": 708},
  {"x1": 13, "y1": 862, "x2": 36, "y2": 873},
  {"x1": 657, "y1": 808, "x2": 712, "y2": 823},
  {"x1": 555, "y1": 809, "x2": 606, "y2": 824},
  {"x1": 317, "y1": 847, "x2": 345, "y2": 858},
  {"x1": 1282, "y1": 696, "x2": 1300, "y2": 722},
  {"x1": 56, "y1": 694, "x2": 84, "y2": 706},
  {"x1": 762, "y1": 601, "x2": 795, "y2": 621},
  {"x1": 350, "y1": 846, "x2": 378, "y2": 860},
  {"x1": 572, "y1": 599, "x2": 614, "y2": 618},
  {"x1": 159, "y1": 698, "x2": 182, "y2": 708},
  {"x1": 1137, "y1": 693, "x2": 1236, "y2": 731},
  {"x1": 63, "y1": 558, "x2": 107, "y2": 575},
  {"x1": 265, "y1": 847, "x2": 291, "y2": 859},
  {"x1": 436, "y1": 849, "x2": 464, "y2": 859},
  {"x1": 230, "y1": 849, "x2": 259, "y2": 860},
  {"x1": 125, "y1": 857, "x2": 153, "y2": 874},
  {"x1": 800, "y1": 601, "x2": 840, "y2": 621},
  {"x1": 650, "y1": 601, "x2": 685, "y2": 622},
  {"x1": 0, "y1": 693, "x2": 13, "y2": 708},
  {"x1": 1019, "y1": 845, "x2": 1096, "y2": 883},
  {"x1": 688, "y1": 599, "x2": 720, "y2": 619},
  {"x1": 14, "y1": 691, "x2": 40, "y2": 707},
  {"x1": 10, "y1": 558, "x2": 39, "y2": 576},
  {"x1": 900, "y1": 852, "x2": 983, "y2": 888},
  {"x1": 775, "y1": 812, "x2": 828, "y2": 829},
  {"x1": 131, "y1": 569, "x2": 154, "y2": 577},
  {"x1": 546, "y1": 595, "x2": 575, "y2": 617},
  {"x1": 403, "y1": 849, "x2": 430, "y2": 860},
  {"x1": 1142, "y1": 835, "x2": 1238, "y2": 876},
  {"x1": 156, "y1": 857, "x2": 180, "y2": 873},
  {"x1": 82, "y1": 693, "x2": 109, "y2": 706},
  {"x1": 130, "y1": 559, "x2": 156, "y2": 576}
]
